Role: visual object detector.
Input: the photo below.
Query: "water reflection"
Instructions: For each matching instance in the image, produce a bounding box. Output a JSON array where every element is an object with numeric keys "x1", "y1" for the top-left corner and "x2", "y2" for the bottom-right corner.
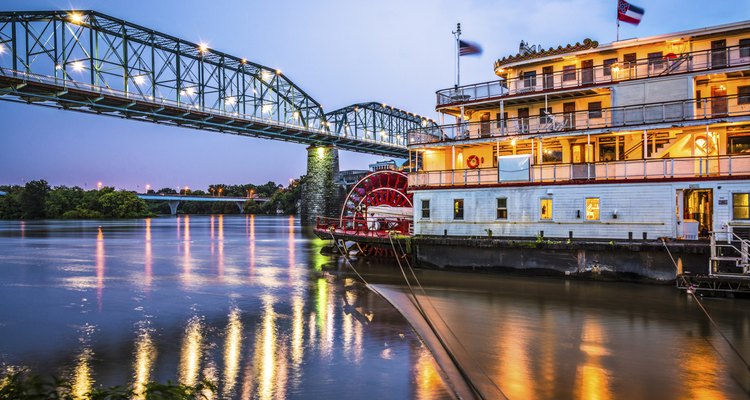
[
  {"x1": 254, "y1": 295, "x2": 281, "y2": 400},
  {"x1": 132, "y1": 324, "x2": 156, "y2": 399},
  {"x1": 223, "y1": 308, "x2": 243, "y2": 397},
  {"x1": 144, "y1": 219, "x2": 153, "y2": 289},
  {"x1": 96, "y1": 227, "x2": 104, "y2": 311},
  {"x1": 71, "y1": 324, "x2": 96, "y2": 400},
  {"x1": 179, "y1": 316, "x2": 203, "y2": 387},
  {"x1": 247, "y1": 215, "x2": 256, "y2": 276},
  {"x1": 218, "y1": 215, "x2": 225, "y2": 278},
  {"x1": 182, "y1": 216, "x2": 192, "y2": 286},
  {"x1": 575, "y1": 317, "x2": 612, "y2": 400}
]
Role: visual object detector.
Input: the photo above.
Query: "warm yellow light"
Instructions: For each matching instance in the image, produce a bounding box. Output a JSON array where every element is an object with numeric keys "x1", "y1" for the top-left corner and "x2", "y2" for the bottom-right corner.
[
  {"x1": 69, "y1": 12, "x2": 84, "y2": 24},
  {"x1": 382, "y1": 103, "x2": 387, "y2": 107},
  {"x1": 182, "y1": 87, "x2": 196, "y2": 97},
  {"x1": 275, "y1": 69, "x2": 282, "y2": 75},
  {"x1": 97, "y1": 181, "x2": 103, "y2": 189},
  {"x1": 0, "y1": 44, "x2": 5, "y2": 55},
  {"x1": 198, "y1": 43, "x2": 208, "y2": 54},
  {"x1": 145, "y1": 184, "x2": 151, "y2": 191},
  {"x1": 224, "y1": 96, "x2": 236, "y2": 106},
  {"x1": 262, "y1": 103, "x2": 273, "y2": 114},
  {"x1": 71, "y1": 61, "x2": 84, "y2": 72},
  {"x1": 317, "y1": 147, "x2": 326, "y2": 159},
  {"x1": 133, "y1": 75, "x2": 146, "y2": 85},
  {"x1": 511, "y1": 139, "x2": 517, "y2": 146},
  {"x1": 241, "y1": 58, "x2": 247, "y2": 64},
  {"x1": 292, "y1": 111, "x2": 299, "y2": 119},
  {"x1": 55, "y1": 64, "x2": 62, "y2": 70},
  {"x1": 261, "y1": 70, "x2": 274, "y2": 81}
]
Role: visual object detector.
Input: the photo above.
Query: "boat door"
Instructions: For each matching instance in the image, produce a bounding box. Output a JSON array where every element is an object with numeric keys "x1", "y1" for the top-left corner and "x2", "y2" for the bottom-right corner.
[
  {"x1": 711, "y1": 86, "x2": 728, "y2": 117},
  {"x1": 676, "y1": 189, "x2": 684, "y2": 238},
  {"x1": 684, "y1": 189, "x2": 713, "y2": 238},
  {"x1": 581, "y1": 60, "x2": 594, "y2": 85}
]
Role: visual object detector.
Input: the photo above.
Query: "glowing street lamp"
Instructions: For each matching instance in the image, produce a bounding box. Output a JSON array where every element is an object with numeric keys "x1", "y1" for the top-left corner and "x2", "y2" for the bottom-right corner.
[
  {"x1": 69, "y1": 12, "x2": 84, "y2": 24},
  {"x1": 97, "y1": 181, "x2": 103, "y2": 190},
  {"x1": 71, "y1": 61, "x2": 84, "y2": 72},
  {"x1": 145, "y1": 184, "x2": 151, "y2": 192},
  {"x1": 133, "y1": 75, "x2": 146, "y2": 85}
]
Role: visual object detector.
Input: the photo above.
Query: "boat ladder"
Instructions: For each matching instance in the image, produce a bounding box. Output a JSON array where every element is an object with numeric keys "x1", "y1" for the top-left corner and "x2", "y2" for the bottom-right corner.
[{"x1": 709, "y1": 230, "x2": 750, "y2": 276}]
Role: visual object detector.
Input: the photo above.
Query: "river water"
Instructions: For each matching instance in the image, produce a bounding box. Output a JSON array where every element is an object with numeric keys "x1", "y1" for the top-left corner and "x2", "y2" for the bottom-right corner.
[{"x1": 1, "y1": 216, "x2": 749, "y2": 399}]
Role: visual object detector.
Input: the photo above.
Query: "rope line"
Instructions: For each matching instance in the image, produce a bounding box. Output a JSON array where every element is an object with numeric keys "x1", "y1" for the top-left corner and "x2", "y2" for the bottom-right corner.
[{"x1": 392, "y1": 235, "x2": 508, "y2": 399}]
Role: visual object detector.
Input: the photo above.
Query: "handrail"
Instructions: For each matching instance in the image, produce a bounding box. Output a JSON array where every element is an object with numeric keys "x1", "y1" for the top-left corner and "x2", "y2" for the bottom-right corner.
[
  {"x1": 410, "y1": 93, "x2": 750, "y2": 145},
  {"x1": 436, "y1": 44, "x2": 750, "y2": 106},
  {"x1": 408, "y1": 154, "x2": 750, "y2": 187},
  {"x1": 316, "y1": 215, "x2": 413, "y2": 236},
  {"x1": 0, "y1": 68, "x2": 409, "y2": 148}
]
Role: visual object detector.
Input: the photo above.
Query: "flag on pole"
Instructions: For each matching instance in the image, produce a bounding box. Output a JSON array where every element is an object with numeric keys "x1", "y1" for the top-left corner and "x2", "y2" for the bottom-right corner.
[
  {"x1": 618, "y1": 0, "x2": 645, "y2": 25},
  {"x1": 459, "y1": 40, "x2": 482, "y2": 56}
]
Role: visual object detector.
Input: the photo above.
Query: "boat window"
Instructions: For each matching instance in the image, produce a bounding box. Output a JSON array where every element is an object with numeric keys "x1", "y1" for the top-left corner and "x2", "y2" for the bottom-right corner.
[
  {"x1": 598, "y1": 136, "x2": 624, "y2": 161},
  {"x1": 603, "y1": 58, "x2": 618, "y2": 76},
  {"x1": 421, "y1": 199, "x2": 430, "y2": 219},
  {"x1": 542, "y1": 145, "x2": 563, "y2": 163},
  {"x1": 588, "y1": 102, "x2": 602, "y2": 119},
  {"x1": 738, "y1": 86, "x2": 750, "y2": 105},
  {"x1": 728, "y1": 135, "x2": 750, "y2": 154},
  {"x1": 540, "y1": 198, "x2": 553, "y2": 220},
  {"x1": 585, "y1": 198, "x2": 600, "y2": 220},
  {"x1": 741, "y1": 38, "x2": 750, "y2": 58},
  {"x1": 497, "y1": 198, "x2": 508, "y2": 220},
  {"x1": 734, "y1": 193, "x2": 749, "y2": 220},
  {"x1": 453, "y1": 199, "x2": 464, "y2": 220},
  {"x1": 563, "y1": 65, "x2": 576, "y2": 82}
]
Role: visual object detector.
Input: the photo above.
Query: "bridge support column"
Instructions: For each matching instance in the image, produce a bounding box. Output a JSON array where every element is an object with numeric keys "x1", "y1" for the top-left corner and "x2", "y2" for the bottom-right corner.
[
  {"x1": 167, "y1": 200, "x2": 180, "y2": 215},
  {"x1": 235, "y1": 201, "x2": 245, "y2": 214},
  {"x1": 301, "y1": 145, "x2": 340, "y2": 225}
]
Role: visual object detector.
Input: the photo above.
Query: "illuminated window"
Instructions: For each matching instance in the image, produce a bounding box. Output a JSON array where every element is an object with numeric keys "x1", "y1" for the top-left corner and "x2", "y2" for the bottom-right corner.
[
  {"x1": 453, "y1": 199, "x2": 464, "y2": 220},
  {"x1": 540, "y1": 198, "x2": 553, "y2": 220},
  {"x1": 734, "y1": 193, "x2": 749, "y2": 220},
  {"x1": 585, "y1": 198, "x2": 600, "y2": 220},
  {"x1": 603, "y1": 58, "x2": 618, "y2": 76},
  {"x1": 421, "y1": 199, "x2": 430, "y2": 219},
  {"x1": 496, "y1": 198, "x2": 508, "y2": 220}
]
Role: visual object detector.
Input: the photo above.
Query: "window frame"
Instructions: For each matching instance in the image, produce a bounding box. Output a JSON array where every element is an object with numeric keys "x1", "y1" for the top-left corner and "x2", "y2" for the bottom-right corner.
[
  {"x1": 733, "y1": 193, "x2": 749, "y2": 220},
  {"x1": 540, "y1": 198, "x2": 553, "y2": 220},
  {"x1": 738, "y1": 86, "x2": 750, "y2": 105},
  {"x1": 420, "y1": 199, "x2": 430, "y2": 220},
  {"x1": 740, "y1": 38, "x2": 750, "y2": 58},
  {"x1": 562, "y1": 65, "x2": 576, "y2": 82},
  {"x1": 496, "y1": 197, "x2": 508, "y2": 220},
  {"x1": 603, "y1": 58, "x2": 618, "y2": 76},
  {"x1": 587, "y1": 101, "x2": 602, "y2": 119},
  {"x1": 453, "y1": 199, "x2": 464, "y2": 220},
  {"x1": 585, "y1": 197, "x2": 600, "y2": 221}
]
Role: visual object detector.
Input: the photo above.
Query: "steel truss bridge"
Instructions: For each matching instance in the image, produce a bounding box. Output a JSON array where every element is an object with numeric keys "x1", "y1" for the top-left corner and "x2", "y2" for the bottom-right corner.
[{"x1": 0, "y1": 10, "x2": 436, "y2": 158}]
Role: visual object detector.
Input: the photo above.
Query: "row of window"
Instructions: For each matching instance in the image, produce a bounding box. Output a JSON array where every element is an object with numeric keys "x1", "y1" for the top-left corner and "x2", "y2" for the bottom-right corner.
[
  {"x1": 518, "y1": 38, "x2": 750, "y2": 86},
  {"x1": 420, "y1": 193, "x2": 750, "y2": 221}
]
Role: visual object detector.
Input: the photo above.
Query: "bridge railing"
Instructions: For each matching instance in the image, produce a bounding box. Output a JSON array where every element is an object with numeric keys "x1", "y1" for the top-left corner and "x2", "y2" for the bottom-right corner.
[{"x1": 315, "y1": 216, "x2": 412, "y2": 237}]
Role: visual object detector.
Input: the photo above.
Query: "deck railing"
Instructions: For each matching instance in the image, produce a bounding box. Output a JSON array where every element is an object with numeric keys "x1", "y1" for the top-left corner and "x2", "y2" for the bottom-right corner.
[
  {"x1": 408, "y1": 154, "x2": 750, "y2": 187},
  {"x1": 437, "y1": 44, "x2": 750, "y2": 106},
  {"x1": 410, "y1": 94, "x2": 750, "y2": 145},
  {"x1": 315, "y1": 216, "x2": 412, "y2": 237}
]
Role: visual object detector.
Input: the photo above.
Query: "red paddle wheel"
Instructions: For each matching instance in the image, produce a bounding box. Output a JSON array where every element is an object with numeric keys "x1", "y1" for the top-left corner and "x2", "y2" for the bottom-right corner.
[{"x1": 339, "y1": 170, "x2": 413, "y2": 232}]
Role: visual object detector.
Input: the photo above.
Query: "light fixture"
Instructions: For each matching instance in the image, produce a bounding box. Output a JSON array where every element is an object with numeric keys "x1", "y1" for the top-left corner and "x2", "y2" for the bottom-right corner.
[
  {"x1": 0, "y1": 44, "x2": 5, "y2": 55},
  {"x1": 71, "y1": 61, "x2": 84, "y2": 72},
  {"x1": 133, "y1": 75, "x2": 146, "y2": 85},
  {"x1": 69, "y1": 12, "x2": 84, "y2": 24},
  {"x1": 198, "y1": 43, "x2": 208, "y2": 54},
  {"x1": 224, "y1": 96, "x2": 236, "y2": 106}
]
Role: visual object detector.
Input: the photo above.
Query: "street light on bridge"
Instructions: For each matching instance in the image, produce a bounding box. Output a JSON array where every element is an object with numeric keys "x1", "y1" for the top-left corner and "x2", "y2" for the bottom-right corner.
[{"x1": 97, "y1": 181, "x2": 102, "y2": 190}]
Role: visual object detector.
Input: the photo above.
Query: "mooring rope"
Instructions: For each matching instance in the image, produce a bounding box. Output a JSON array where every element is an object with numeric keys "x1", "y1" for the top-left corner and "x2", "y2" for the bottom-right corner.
[
  {"x1": 328, "y1": 229, "x2": 369, "y2": 285},
  {"x1": 387, "y1": 233, "x2": 500, "y2": 400},
  {"x1": 662, "y1": 240, "x2": 750, "y2": 379},
  {"x1": 391, "y1": 234, "x2": 508, "y2": 399}
]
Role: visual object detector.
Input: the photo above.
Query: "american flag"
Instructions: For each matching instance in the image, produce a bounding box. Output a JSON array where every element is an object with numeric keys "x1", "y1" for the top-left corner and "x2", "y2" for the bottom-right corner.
[{"x1": 459, "y1": 40, "x2": 482, "y2": 56}]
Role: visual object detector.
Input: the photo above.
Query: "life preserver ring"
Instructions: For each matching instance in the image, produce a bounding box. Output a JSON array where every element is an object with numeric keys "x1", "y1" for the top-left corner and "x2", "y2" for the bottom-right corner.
[{"x1": 466, "y1": 154, "x2": 480, "y2": 169}]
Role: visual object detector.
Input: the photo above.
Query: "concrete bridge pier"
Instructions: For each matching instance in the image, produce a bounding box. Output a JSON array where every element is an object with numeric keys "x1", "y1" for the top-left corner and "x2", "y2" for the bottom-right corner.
[
  {"x1": 235, "y1": 202, "x2": 245, "y2": 213},
  {"x1": 301, "y1": 145, "x2": 340, "y2": 225},
  {"x1": 168, "y1": 200, "x2": 180, "y2": 215}
]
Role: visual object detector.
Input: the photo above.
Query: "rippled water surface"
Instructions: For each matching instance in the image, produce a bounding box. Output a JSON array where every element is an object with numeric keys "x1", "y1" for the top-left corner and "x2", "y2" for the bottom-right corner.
[
  {"x1": 3, "y1": 216, "x2": 750, "y2": 399},
  {"x1": 0, "y1": 216, "x2": 450, "y2": 399}
]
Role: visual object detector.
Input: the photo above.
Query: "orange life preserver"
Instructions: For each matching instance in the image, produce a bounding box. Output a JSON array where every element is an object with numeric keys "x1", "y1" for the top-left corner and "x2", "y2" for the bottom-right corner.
[{"x1": 466, "y1": 154, "x2": 480, "y2": 169}]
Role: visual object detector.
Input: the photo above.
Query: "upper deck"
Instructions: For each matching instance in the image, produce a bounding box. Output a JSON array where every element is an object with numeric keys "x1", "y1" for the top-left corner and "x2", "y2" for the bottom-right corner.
[{"x1": 437, "y1": 20, "x2": 750, "y2": 112}]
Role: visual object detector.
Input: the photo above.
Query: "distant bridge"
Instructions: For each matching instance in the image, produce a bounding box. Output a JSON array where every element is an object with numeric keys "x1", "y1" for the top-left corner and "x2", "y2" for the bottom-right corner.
[
  {"x1": 0, "y1": 10, "x2": 437, "y2": 158},
  {"x1": 137, "y1": 193, "x2": 267, "y2": 215}
]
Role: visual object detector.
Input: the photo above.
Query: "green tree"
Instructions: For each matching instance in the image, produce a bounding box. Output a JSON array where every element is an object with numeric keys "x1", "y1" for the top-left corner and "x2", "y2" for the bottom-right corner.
[
  {"x1": 20, "y1": 180, "x2": 50, "y2": 219},
  {"x1": 98, "y1": 191, "x2": 149, "y2": 218},
  {"x1": 45, "y1": 186, "x2": 84, "y2": 218}
]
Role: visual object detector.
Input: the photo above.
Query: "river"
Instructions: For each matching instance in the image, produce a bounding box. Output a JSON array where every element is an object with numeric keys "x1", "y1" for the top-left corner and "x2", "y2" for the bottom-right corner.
[{"x1": 0, "y1": 216, "x2": 749, "y2": 399}]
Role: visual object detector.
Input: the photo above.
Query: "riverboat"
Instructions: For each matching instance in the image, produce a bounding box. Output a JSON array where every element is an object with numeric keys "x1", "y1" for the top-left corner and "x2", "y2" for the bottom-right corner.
[{"x1": 319, "y1": 20, "x2": 750, "y2": 281}]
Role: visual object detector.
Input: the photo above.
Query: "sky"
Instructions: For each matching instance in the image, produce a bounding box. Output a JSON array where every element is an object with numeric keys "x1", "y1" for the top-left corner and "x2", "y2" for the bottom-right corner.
[{"x1": 0, "y1": 0, "x2": 748, "y2": 191}]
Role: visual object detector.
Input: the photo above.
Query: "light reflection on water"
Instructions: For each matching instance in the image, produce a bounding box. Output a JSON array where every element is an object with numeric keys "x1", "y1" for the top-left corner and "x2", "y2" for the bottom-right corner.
[{"x1": 0, "y1": 216, "x2": 449, "y2": 399}]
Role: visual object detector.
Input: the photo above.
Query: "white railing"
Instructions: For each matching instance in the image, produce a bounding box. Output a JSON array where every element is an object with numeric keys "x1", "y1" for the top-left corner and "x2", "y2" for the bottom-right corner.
[
  {"x1": 409, "y1": 154, "x2": 750, "y2": 187},
  {"x1": 410, "y1": 94, "x2": 750, "y2": 145}
]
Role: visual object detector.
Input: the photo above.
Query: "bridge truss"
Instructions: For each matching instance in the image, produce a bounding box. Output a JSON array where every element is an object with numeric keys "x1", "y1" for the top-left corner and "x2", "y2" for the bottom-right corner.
[
  {"x1": 325, "y1": 102, "x2": 437, "y2": 147},
  {"x1": 0, "y1": 10, "x2": 420, "y2": 158}
]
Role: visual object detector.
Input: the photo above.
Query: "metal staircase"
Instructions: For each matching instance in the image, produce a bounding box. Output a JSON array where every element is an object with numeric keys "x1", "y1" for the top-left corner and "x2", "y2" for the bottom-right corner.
[{"x1": 710, "y1": 230, "x2": 750, "y2": 276}]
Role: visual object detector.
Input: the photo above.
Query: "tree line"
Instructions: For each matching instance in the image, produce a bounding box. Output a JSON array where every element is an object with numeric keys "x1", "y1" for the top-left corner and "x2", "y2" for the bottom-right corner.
[{"x1": 0, "y1": 178, "x2": 303, "y2": 219}]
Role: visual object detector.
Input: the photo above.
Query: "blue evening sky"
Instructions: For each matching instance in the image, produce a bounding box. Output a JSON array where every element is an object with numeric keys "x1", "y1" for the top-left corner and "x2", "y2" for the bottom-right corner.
[{"x1": 0, "y1": 0, "x2": 746, "y2": 191}]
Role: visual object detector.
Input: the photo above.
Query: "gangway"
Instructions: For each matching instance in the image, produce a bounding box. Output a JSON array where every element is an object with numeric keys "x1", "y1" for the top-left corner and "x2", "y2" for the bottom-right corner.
[{"x1": 710, "y1": 229, "x2": 750, "y2": 276}]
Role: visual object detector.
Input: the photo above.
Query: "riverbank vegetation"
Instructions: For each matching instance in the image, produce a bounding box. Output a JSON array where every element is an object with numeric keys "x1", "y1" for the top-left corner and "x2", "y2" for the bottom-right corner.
[
  {"x1": 0, "y1": 368, "x2": 216, "y2": 399},
  {"x1": 0, "y1": 178, "x2": 303, "y2": 219}
]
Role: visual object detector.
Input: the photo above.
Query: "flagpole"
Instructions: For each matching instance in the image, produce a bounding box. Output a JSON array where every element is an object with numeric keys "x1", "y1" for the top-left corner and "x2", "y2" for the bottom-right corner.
[
  {"x1": 616, "y1": 0, "x2": 620, "y2": 41},
  {"x1": 453, "y1": 22, "x2": 461, "y2": 88}
]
